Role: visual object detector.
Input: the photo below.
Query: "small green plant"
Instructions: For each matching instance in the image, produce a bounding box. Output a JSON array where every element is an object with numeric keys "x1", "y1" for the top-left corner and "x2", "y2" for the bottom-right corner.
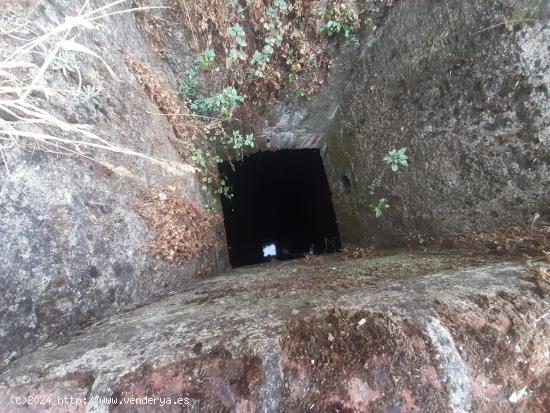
[
  {"x1": 251, "y1": 50, "x2": 269, "y2": 77},
  {"x1": 209, "y1": 129, "x2": 255, "y2": 161},
  {"x1": 288, "y1": 73, "x2": 298, "y2": 82},
  {"x1": 228, "y1": 23, "x2": 247, "y2": 47},
  {"x1": 190, "y1": 147, "x2": 208, "y2": 168},
  {"x1": 190, "y1": 146, "x2": 232, "y2": 196},
  {"x1": 189, "y1": 129, "x2": 254, "y2": 199},
  {"x1": 79, "y1": 85, "x2": 101, "y2": 106},
  {"x1": 368, "y1": 175, "x2": 382, "y2": 195},
  {"x1": 178, "y1": 52, "x2": 250, "y2": 199},
  {"x1": 383, "y1": 148, "x2": 409, "y2": 172},
  {"x1": 227, "y1": 23, "x2": 248, "y2": 66},
  {"x1": 226, "y1": 130, "x2": 254, "y2": 159},
  {"x1": 366, "y1": 35, "x2": 377, "y2": 48},
  {"x1": 251, "y1": 50, "x2": 268, "y2": 65},
  {"x1": 296, "y1": 87, "x2": 307, "y2": 97},
  {"x1": 52, "y1": 51, "x2": 79, "y2": 78},
  {"x1": 179, "y1": 66, "x2": 200, "y2": 99},
  {"x1": 285, "y1": 50, "x2": 303, "y2": 75},
  {"x1": 215, "y1": 176, "x2": 234, "y2": 199},
  {"x1": 274, "y1": 0, "x2": 287, "y2": 11},
  {"x1": 373, "y1": 198, "x2": 390, "y2": 218},
  {"x1": 213, "y1": 86, "x2": 244, "y2": 117},
  {"x1": 230, "y1": 0, "x2": 254, "y2": 18},
  {"x1": 178, "y1": 48, "x2": 218, "y2": 100},
  {"x1": 228, "y1": 130, "x2": 254, "y2": 149},
  {"x1": 321, "y1": 6, "x2": 361, "y2": 44},
  {"x1": 186, "y1": 86, "x2": 244, "y2": 117},
  {"x1": 189, "y1": 95, "x2": 211, "y2": 116},
  {"x1": 200, "y1": 48, "x2": 216, "y2": 71},
  {"x1": 368, "y1": 147, "x2": 410, "y2": 218},
  {"x1": 250, "y1": 1, "x2": 288, "y2": 78}
]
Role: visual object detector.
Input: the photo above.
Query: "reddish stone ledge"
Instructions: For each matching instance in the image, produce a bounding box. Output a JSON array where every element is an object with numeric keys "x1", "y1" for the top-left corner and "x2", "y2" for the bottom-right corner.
[{"x1": 0, "y1": 255, "x2": 548, "y2": 412}]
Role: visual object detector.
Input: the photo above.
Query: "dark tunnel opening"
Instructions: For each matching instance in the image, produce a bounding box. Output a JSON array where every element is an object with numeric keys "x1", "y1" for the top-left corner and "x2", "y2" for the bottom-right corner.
[{"x1": 219, "y1": 149, "x2": 341, "y2": 268}]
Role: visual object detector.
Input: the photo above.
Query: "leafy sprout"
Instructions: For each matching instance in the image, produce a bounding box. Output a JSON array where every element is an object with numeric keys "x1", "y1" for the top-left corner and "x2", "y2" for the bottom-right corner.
[
  {"x1": 228, "y1": 24, "x2": 247, "y2": 47},
  {"x1": 321, "y1": 7, "x2": 361, "y2": 44},
  {"x1": 178, "y1": 66, "x2": 200, "y2": 98},
  {"x1": 79, "y1": 85, "x2": 100, "y2": 106},
  {"x1": 199, "y1": 48, "x2": 216, "y2": 71},
  {"x1": 368, "y1": 175, "x2": 382, "y2": 195},
  {"x1": 383, "y1": 148, "x2": 409, "y2": 172},
  {"x1": 185, "y1": 85, "x2": 244, "y2": 117},
  {"x1": 216, "y1": 86, "x2": 244, "y2": 117},
  {"x1": 228, "y1": 47, "x2": 247, "y2": 64},
  {"x1": 373, "y1": 198, "x2": 390, "y2": 218},
  {"x1": 275, "y1": 0, "x2": 287, "y2": 11},
  {"x1": 52, "y1": 51, "x2": 79, "y2": 78},
  {"x1": 266, "y1": 7, "x2": 278, "y2": 19},
  {"x1": 296, "y1": 87, "x2": 306, "y2": 97}
]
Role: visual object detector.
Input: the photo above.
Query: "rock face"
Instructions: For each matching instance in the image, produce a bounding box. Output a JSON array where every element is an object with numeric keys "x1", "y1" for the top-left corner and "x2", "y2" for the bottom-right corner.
[
  {"x1": 0, "y1": 253, "x2": 548, "y2": 412},
  {"x1": 322, "y1": 0, "x2": 550, "y2": 245},
  {"x1": 1, "y1": 1, "x2": 549, "y2": 411},
  {"x1": 0, "y1": 0, "x2": 228, "y2": 363}
]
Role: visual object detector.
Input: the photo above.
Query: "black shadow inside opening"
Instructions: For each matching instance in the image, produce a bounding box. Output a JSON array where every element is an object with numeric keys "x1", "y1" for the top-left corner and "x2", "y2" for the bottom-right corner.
[{"x1": 219, "y1": 149, "x2": 341, "y2": 268}]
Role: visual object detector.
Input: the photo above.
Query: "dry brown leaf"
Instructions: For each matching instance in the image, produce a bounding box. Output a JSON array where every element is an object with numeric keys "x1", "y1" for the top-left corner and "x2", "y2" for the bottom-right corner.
[{"x1": 135, "y1": 190, "x2": 223, "y2": 265}]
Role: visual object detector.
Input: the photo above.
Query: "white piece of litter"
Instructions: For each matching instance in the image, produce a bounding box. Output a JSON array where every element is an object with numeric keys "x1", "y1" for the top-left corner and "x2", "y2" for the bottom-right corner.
[
  {"x1": 508, "y1": 386, "x2": 528, "y2": 403},
  {"x1": 263, "y1": 243, "x2": 277, "y2": 257},
  {"x1": 358, "y1": 318, "x2": 367, "y2": 326}
]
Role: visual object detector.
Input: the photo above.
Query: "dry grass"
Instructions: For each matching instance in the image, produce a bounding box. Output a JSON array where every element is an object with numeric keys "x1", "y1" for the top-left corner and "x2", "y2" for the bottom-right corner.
[
  {"x1": 0, "y1": 2, "x2": 221, "y2": 267},
  {"x1": 0, "y1": 0, "x2": 183, "y2": 175},
  {"x1": 135, "y1": 190, "x2": 223, "y2": 264}
]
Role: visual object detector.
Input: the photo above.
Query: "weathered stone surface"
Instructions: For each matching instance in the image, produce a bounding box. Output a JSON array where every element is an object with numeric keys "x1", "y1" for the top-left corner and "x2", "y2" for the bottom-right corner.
[
  {"x1": 2, "y1": 1, "x2": 549, "y2": 411},
  {"x1": 257, "y1": 32, "x2": 359, "y2": 152},
  {"x1": 322, "y1": 0, "x2": 550, "y2": 245},
  {"x1": 0, "y1": 0, "x2": 228, "y2": 364},
  {"x1": 0, "y1": 253, "x2": 548, "y2": 412}
]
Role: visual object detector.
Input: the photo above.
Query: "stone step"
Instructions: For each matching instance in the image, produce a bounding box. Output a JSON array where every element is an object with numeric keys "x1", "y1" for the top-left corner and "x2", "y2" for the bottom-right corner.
[{"x1": 0, "y1": 253, "x2": 548, "y2": 412}]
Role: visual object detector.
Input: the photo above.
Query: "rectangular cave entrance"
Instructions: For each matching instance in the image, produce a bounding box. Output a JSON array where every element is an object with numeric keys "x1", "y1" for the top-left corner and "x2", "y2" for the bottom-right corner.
[{"x1": 219, "y1": 149, "x2": 341, "y2": 268}]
